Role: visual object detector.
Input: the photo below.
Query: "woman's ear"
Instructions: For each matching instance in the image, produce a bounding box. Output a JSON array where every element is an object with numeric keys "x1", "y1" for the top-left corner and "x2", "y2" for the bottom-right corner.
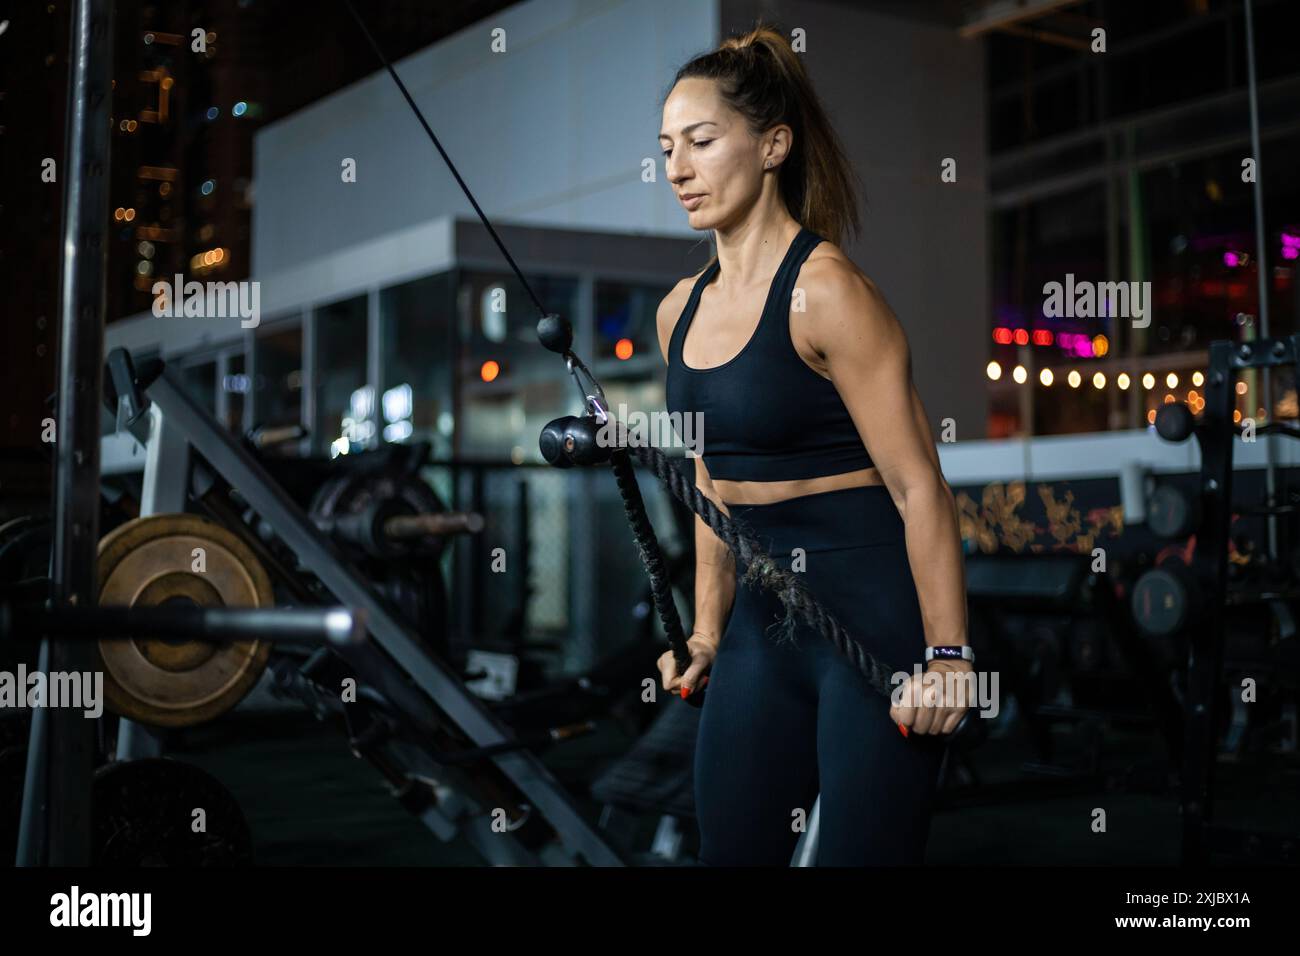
[{"x1": 764, "y1": 124, "x2": 794, "y2": 168}]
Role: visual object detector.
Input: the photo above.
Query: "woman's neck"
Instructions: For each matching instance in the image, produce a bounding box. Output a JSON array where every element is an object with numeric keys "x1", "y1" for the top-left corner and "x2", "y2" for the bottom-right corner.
[{"x1": 712, "y1": 210, "x2": 802, "y2": 289}]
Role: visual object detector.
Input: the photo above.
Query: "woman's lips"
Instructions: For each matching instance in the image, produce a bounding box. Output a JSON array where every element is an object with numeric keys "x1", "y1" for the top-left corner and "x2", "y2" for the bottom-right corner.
[{"x1": 680, "y1": 194, "x2": 705, "y2": 210}]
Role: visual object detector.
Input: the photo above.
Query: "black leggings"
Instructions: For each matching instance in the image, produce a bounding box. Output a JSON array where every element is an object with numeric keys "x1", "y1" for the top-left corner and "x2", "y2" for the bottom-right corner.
[{"x1": 693, "y1": 484, "x2": 947, "y2": 866}]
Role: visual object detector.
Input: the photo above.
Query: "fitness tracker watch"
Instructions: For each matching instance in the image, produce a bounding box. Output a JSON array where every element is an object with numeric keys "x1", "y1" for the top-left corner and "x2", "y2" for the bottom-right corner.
[{"x1": 925, "y1": 645, "x2": 975, "y2": 664}]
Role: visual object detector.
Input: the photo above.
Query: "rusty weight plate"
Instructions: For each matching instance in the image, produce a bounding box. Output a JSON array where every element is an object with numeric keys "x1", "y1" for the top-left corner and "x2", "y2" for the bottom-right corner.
[{"x1": 96, "y1": 514, "x2": 273, "y2": 728}]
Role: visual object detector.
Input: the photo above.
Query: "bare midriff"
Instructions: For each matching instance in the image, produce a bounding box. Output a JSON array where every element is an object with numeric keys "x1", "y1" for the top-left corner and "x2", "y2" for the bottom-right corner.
[{"x1": 713, "y1": 465, "x2": 884, "y2": 507}]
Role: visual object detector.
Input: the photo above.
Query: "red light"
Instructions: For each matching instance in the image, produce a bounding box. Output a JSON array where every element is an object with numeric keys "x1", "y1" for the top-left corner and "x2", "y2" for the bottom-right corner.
[
  {"x1": 480, "y1": 360, "x2": 500, "y2": 383},
  {"x1": 1032, "y1": 329, "x2": 1053, "y2": 346},
  {"x1": 1013, "y1": 329, "x2": 1029, "y2": 346},
  {"x1": 993, "y1": 327, "x2": 1013, "y2": 345},
  {"x1": 615, "y1": 337, "x2": 634, "y2": 360}
]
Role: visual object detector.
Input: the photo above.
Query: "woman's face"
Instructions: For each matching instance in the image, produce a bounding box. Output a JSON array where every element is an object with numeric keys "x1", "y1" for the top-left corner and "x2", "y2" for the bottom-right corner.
[{"x1": 660, "y1": 77, "x2": 774, "y2": 232}]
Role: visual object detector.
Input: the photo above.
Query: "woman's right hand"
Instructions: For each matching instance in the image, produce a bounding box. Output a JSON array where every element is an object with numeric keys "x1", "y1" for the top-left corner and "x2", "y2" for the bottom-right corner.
[{"x1": 657, "y1": 633, "x2": 718, "y2": 699}]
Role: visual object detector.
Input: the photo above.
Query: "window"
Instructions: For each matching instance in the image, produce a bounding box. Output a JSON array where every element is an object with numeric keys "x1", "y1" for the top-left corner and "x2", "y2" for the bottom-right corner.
[
  {"x1": 381, "y1": 274, "x2": 454, "y2": 457},
  {"x1": 253, "y1": 321, "x2": 303, "y2": 441},
  {"x1": 314, "y1": 295, "x2": 369, "y2": 456}
]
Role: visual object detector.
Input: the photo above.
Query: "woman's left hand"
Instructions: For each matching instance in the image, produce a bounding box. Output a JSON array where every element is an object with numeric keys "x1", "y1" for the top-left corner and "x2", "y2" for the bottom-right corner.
[{"x1": 889, "y1": 659, "x2": 974, "y2": 737}]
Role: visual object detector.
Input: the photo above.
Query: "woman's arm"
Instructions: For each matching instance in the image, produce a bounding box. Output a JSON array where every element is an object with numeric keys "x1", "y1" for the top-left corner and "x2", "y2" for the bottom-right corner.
[
  {"x1": 688, "y1": 453, "x2": 736, "y2": 650},
  {"x1": 801, "y1": 258, "x2": 971, "y2": 732},
  {"x1": 655, "y1": 283, "x2": 732, "y2": 694}
]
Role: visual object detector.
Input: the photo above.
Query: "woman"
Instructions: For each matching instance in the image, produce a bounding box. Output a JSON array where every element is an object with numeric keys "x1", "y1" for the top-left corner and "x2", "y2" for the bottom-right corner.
[{"x1": 654, "y1": 26, "x2": 972, "y2": 866}]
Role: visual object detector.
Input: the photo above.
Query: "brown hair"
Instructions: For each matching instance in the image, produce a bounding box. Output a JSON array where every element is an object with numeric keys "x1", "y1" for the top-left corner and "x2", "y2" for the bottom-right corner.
[{"x1": 668, "y1": 24, "x2": 862, "y2": 247}]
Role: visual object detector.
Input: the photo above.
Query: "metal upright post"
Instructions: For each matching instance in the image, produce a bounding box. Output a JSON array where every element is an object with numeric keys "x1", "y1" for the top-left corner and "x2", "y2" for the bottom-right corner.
[
  {"x1": 1182, "y1": 341, "x2": 1236, "y2": 863},
  {"x1": 28, "y1": 0, "x2": 115, "y2": 866},
  {"x1": 1243, "y1": 0, "x2": 1278, "y2": 563}
]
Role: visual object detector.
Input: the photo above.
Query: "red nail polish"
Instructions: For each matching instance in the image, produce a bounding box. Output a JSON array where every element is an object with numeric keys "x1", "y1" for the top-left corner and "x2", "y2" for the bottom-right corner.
[
  {"x1": 700, "y1": 676, "x2": 710, "y2": 688},
  {"x1": 898, "y1": 723, "x2": 908, "y2": 738},
  {"x1": 681, "y1": 686, "x2": 690, "y2": 699}
]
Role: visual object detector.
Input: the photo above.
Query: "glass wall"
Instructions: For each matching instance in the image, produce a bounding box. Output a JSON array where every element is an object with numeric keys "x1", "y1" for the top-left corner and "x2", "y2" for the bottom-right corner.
[
  {"x1": 593, "y1": 280, "x2": 670, "y2": 372},
  {"x1": 314, "y1": 295, "x2": 369, "y2": 457},
  {"x1": 986, "y1": 0, "x2": 1300, "y2": 437},
  {"x1": 252, "y1": 319, "x2": 303, "y2": 451},
  {"x1": 381, "y1": 273, "x2": 455, "y2": 459},
  {"x1": 455, "y1": 271, "x2": 583, "y2": 657},
  {"x1": 176, "y1": 347, "x2": 247, "y2": 435},
  {"x1": 179, "y1": 357, "x2": 217, "y2": 413},
  {"x1": 458, "y1": 272, "x2": 581, "y2": 460},
  {"x1": 990, "y1": 185, "x2": 1110, "y2": 437}
]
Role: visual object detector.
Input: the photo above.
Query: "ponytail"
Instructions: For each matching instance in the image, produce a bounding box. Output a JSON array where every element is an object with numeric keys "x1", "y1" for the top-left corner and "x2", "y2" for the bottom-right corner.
[{"x1": 669, "y1": 24, "x2": 862, "y2": 247}]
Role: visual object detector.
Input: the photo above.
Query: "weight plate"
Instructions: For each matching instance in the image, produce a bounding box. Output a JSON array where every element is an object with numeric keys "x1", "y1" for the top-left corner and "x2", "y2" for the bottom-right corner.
[
  {"x1": 1131, "y1": 567, "x2": 1190, "y2": 638},
  {"x1": 311, "y1": 469, "x2": 448, "y2": 559},
  {"x1": 1147, "y1": 484, "x2": 1197, "y2": 539},
  {"x1": 95, "y1": 514, "x2": 273, "y2": 728},
  {"x1": 0, "y1": 515, "x2": 51, "y2": 584},
  {"x1": 93, "y1": 758, "x2": 253, "y2": 866}
]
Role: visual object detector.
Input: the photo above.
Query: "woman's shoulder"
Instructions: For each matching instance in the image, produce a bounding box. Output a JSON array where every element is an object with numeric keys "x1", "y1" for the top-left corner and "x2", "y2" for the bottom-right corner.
[
  {"x1": 799, "y1": 241, "x2": 887, "y2": 312},
  {"x1": 654, "y1": 270, "x2": 708, "y2": 363}
]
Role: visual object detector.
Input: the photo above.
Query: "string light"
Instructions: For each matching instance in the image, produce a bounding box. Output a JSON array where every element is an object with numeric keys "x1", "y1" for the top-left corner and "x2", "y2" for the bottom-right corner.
[{"x1": 986, "y1": 361, "x2": 1002, "y2": 381}]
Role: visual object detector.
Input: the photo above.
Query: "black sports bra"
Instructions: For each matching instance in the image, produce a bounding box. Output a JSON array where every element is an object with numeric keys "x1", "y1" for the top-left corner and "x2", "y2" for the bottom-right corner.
[{"x1": 664, "y1": 227, "x2": 876, "y2": 482}]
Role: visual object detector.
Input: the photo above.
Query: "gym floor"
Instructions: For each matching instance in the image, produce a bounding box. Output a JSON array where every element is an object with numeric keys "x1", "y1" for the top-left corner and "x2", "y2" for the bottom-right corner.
[{"x1": 172, "y1": 707, "x2": 1297, "y2": 866}]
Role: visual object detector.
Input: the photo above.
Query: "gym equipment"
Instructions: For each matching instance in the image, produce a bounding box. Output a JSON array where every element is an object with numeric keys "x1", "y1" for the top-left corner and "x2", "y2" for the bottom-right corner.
[
  {"x1": 32, "y1": 0, "x2": 611, "y2": 866},
  {"x1": 0, "y1": 516, "x2": 51, "y2": 589},
  {"x1": 3, "y1": 744, "x2": 253, "y2": 867},
  {"x1": 1147, "y1": 483, "x2": 1200, "y2": 539},
  {"x1": 1, "y1": 602, "x2": 364, "y2": 649},
  {"x1": 1155, "y1": 339, "x2": 1300, "y2": 864},
  {"x1": 91, "y1": 347, "x2": 623, "y2": 866},
  {"x1": 92, "y1": 758, "x2": 253, "y2": 866},
  {"x1": 590, "y1": 699, "x2": 699, "y2": 864},
  {"x1": 538, "y1": 406, "x2": 983, "y2": 742},
  {"x1": 308, "y1": 454, "x2": 474, "y2": 658},
  {"x1": 246, "y1": 423, "x2": 307, "y2": 451},
  {"x1": 1131, "y1": 561, "x2": 1200, "y2": 639},
  {"x1": 961, "y1": 551, "x2": 1183, "y2": 795},
  {"x1": 311, "y1": 465, "x2": 482, "y2": 562},
  {"x1": 94, "y1": 514, "x2": 275, "y2": 728}
]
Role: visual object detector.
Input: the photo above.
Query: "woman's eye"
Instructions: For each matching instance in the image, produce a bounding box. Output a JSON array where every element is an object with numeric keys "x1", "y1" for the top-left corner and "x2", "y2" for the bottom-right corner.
[
  {"x1": 694, "y1": 139, "x2": 713, "y2": 149},
  {"x1": 662, "y1": 148, "x2": 672, "y2": 157}
]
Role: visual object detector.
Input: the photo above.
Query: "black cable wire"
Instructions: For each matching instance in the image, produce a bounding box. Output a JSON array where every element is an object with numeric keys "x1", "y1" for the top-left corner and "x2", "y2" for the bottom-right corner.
[
  {"x1": 620, "y1": 435, "x2": 898, "y2": 697},
  {"x1": 340, "y1": 0, "x2": 550, "y2": 320}
]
